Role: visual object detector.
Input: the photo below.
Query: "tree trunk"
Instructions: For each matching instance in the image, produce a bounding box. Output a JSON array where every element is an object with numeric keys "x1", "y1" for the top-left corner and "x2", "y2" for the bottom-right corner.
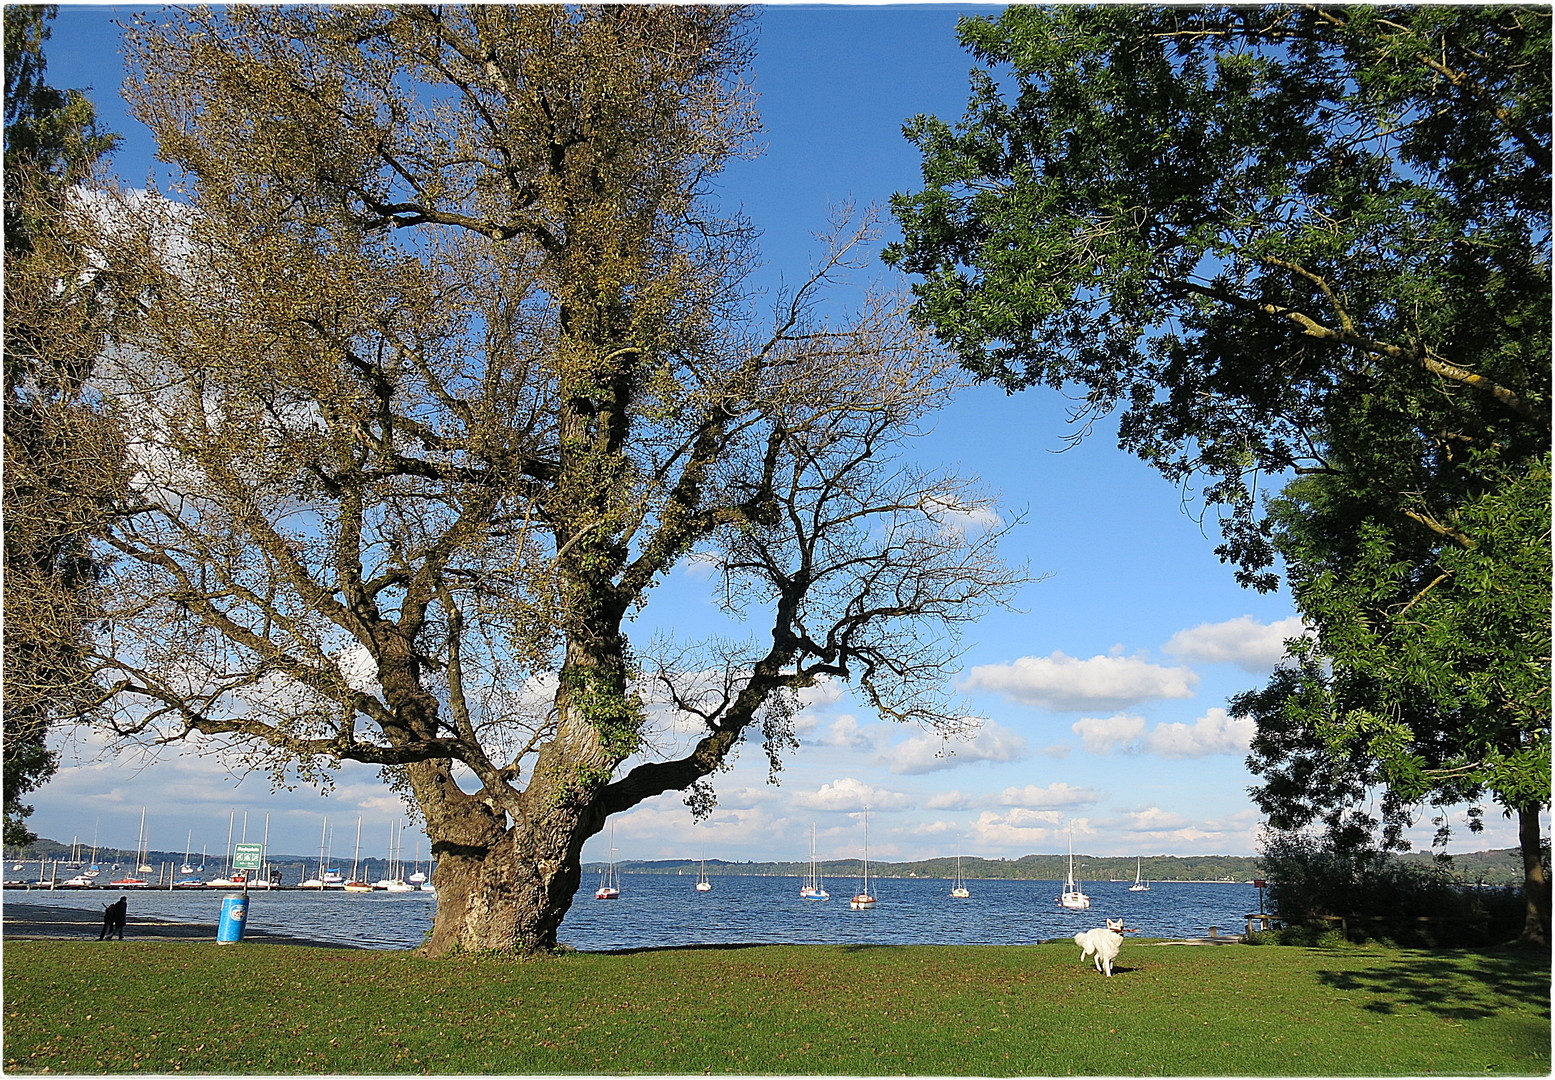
[
  {"x1": 1516, "y1": 801, "x2": 1550, "y2": 947},
  {"x1": 409, "y1": 743, "x2": 613, "y2": 955},
  {"x1": 421, "y1": 821, "x2": 594, "y2": 955}
]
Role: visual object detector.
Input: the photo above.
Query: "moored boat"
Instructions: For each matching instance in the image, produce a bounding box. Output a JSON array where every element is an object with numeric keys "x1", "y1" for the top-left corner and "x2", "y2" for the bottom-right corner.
[
  {"x1": 594, "y1": 825, "x2": 620, "y2": 900},
  {"x1": 950, "y1": 843, "x2": 970, "y2": 899},
  {"x1": 1057, "y1": 827, "x2": 1090, "y2": 910},
  {"x1": 800, "y1": 823, "x2": 829, "y2": 901},
  {"x1": 849, "y1": 807, "x2": 877, "y2": 910}
]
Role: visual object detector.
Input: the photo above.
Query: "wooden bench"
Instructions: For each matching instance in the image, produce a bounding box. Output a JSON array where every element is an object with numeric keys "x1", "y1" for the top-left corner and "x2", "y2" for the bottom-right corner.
[{"x1": 1244, "y1": 913, "x2": 1283, "y2": 935}]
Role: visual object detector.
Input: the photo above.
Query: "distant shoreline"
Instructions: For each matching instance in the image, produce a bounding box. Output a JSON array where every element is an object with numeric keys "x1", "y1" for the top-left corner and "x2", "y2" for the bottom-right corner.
[
  {"x1": 1, "y1": 901, "x2": 357, "y2": 947},
  {"x1": 8, "y1": 844, "x2": 1527, "y2": 888}
]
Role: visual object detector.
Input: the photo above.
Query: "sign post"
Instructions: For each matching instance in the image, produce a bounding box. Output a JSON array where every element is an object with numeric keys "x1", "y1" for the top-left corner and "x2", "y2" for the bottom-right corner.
[
  {"x1": 217, "y1": 843, "x2": 265, "y2": 945},
  {"x1": 233, "y1": 843, "x2": 263, "y2": 895}
]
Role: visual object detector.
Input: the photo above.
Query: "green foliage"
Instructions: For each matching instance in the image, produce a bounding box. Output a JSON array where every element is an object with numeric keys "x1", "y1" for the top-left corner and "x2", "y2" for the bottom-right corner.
[
  {"x1": 1258, "y1": 830, "x2": 1526, "y2": 946},
  {"x1": 889, "y1": 4, "x2": 1549, "y2": 586},
  {"x1": 890, "y1": 3, "x2": 1550, "y2": 932},
  {"x1": 1242, "y1": 453, "x2": 1551, "y2": 852},
  {"x1": 4, "y1": 940, "x2": 1549, "y2": 1075},
  {"x1": 2, "y1": 4, "x2": 123, "y2": 847},
  {"x1": 90, "y1": 6, "x2": 1019, "y2": 953}
]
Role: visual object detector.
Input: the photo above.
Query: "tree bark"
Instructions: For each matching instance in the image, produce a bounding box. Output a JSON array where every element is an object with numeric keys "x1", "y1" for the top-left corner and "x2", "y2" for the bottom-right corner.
[
  {"x1": 413, "y1": 758, "x2": 605, "y2": 955},
  {"x1": 1516, "y1": 801, "x2": 1550, "y2": 948}
]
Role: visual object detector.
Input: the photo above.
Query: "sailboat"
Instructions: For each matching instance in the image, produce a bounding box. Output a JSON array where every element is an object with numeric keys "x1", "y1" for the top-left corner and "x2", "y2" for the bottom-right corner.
[
  {"x1": 344, "y1": 817, "x2": 372, "y2": 891},
  {"x1": 1057, "y1": 826, "x2": 1090, "y2": 910},
  {"x1": 299, "y1": 817, "x2": 328, "y2": 889},
  {"x1": 950, "y1": 843, "x2": 970, "y2": 899},
  {"x1": 322, "y1": 821, "x2": 345, "y2": 888},
  {"x1": 800, "y1": 823, "x2": 828, "y2": 901},
  {"x1": 849, "y1": 806, "x2": 877, "y2": 910},
  {"x1": 695, "y1": 853, "x2": 712, "y2": 892},
  {"x1": 374, "y1": 820, "x2": 413, "y2": 890},
  {"x1": 174, "y1": 827, "x2": 204, "y2": 887},
  {"x1": 110, "y1": 808, "x2": 151, "y2": 887},
  {"x1": 594, "y1": 825, "x2": 620, "y2": 900},
  {"x1": 83, "y1": 825, "x2": 102, "y2": 881},
  {"x1": 1129, "y1": 857, "x2": 1150, "y2": 892}
]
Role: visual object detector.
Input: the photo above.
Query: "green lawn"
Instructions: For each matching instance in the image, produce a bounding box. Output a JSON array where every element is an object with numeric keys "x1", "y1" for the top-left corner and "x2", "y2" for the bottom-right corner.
[{"x1": 4, "y1": 940, "x2": 1548, "y2": 1075}]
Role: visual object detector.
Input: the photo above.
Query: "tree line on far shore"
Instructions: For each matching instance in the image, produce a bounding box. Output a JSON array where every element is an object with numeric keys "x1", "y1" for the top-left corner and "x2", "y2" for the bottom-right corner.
[{"x1": 585, "y1": 849, "x2": 1528, "y2": 887}]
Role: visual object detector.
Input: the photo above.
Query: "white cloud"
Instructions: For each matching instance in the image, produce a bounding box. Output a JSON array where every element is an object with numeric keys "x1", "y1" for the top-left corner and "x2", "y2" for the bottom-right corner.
[
  {"x1": 994, "y1": 782, "x2": 1100, "y2": 809},
  {"x1": 790, "y1": 777, "x2": 913, "y2": 812},
  {"x1": 815, "y1": 714, "x2": 878, "y2": 752},
  {"x1": 1144, "y1": 707, "x2": 1255, "y2": 759},
  {"x1": 877, "y1": 720, "x2": 1029, "y2": 775},
  {"x1": 679, "y1": 551, "x2": 722, "y2": 580},
  {"x1": 925, "y1": 790, "x2": 973, "y2": 811},
  {"x1": 336, "y1": 644, "x2": 380, "y2": 693},
  {"x1": 963, "y1": 651, "x2": 1199, "y2": 711},
  {"x1": 965, "y1": 808, "x2": 1067, "y2": 850},
  {"x1": 928, "y1": 499, "x2": 1003, "y2": 537},
  {"x1": 1071, "y1": 707, "x2": 1254, "y2": 759},
  {"x1": 797, "y1": 677, "x2": 846, "y2": 709},
  {"x1": 1089, "y1": 806, "x2": 1265, "y2": 852},
  {"x1": 1072, "y1": 713, "x2": 1148, "y2": 755},
  {"x1": 1163, "y1": 615, "x2": 1309, "y2": 672},
  {"x1": 1108, "y1": 806, "x2": 1193, "y2": 832}
]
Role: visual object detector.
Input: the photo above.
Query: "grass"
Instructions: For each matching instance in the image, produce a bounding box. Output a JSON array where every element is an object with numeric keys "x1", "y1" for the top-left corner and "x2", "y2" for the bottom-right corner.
[{"x1": 4, "y1": 939, "x2": 1549, "y2": 1075}]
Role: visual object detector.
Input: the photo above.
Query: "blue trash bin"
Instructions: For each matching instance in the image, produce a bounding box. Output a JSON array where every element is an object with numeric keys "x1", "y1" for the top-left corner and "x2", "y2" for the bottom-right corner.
[{"x1": 217, "y1": 894, "x2": 248, "y2": 944}]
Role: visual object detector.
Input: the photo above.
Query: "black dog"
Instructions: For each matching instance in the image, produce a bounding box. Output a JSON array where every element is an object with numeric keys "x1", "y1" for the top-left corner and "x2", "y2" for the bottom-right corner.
[{"x1": 99, "y1": 896, "x2": 127, "y2": 940}]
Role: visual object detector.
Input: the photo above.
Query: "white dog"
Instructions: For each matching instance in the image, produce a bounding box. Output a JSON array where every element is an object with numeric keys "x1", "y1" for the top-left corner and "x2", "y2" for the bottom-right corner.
[{"x1": 1075, "y1": 925, "x2": 1124, "y2": 977}]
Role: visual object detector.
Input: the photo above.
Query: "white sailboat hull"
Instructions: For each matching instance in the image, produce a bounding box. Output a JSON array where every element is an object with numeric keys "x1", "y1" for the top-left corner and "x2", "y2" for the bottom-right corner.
[{"x1": 1059, "y1": 826, "x2": 1088, "y2": 907}]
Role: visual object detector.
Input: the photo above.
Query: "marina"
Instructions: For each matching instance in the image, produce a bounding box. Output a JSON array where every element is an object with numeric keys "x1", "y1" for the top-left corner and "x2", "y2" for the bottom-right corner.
[{"x1": 4, "y1": 874, "x2": 1260, "y2": 951}]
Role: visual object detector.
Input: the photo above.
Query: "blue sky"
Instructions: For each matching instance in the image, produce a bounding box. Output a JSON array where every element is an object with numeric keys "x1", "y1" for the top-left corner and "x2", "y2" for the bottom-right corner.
[{"x1": 23, "y1": 4, "x2": 1524, "y2": 869}]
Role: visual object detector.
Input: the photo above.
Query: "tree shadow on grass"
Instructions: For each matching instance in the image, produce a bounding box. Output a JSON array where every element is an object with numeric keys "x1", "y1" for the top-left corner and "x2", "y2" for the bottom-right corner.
[{"x1": 1317, "y1": 950, "x2": 1551, "y2": 1021}]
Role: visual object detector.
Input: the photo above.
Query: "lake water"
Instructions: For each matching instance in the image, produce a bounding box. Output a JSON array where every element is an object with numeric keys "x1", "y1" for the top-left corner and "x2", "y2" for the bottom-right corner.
[{"x1": 7, "y1": 875, "x2": 1259, "y2": 951}]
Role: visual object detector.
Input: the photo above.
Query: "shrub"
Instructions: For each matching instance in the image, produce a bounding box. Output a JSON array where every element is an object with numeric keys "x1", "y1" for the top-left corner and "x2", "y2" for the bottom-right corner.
[{"x1": 1258, "y1": 830, "x2": 1508, "y2": 947}]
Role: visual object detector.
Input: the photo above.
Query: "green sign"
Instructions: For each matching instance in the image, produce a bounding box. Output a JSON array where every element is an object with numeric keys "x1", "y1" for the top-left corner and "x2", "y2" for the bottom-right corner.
[{"x1": 233, "y1": 843, "x2": 264, "y2": 871}]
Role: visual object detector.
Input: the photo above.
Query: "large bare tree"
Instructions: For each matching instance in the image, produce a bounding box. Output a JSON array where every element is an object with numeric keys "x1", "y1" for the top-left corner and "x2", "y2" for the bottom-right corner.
[{"x1": 81, "y1": 5, "x2": 1019, "y2": 953}]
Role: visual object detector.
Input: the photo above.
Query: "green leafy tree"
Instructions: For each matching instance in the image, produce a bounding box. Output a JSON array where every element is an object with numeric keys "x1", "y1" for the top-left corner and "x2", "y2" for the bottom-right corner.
[
  {"x1": 888, "y1": 5, "x2": 1549, "y2": 941},
  {"x1": 3, "y1": 4, "x2": 124, "y2": 846},
  {"x1": 82, "y1": 5, "x2": 1018, "y2": 954},
  {"x1": 1238, "y1": 454, "x2": 1550, "y2": 941}
]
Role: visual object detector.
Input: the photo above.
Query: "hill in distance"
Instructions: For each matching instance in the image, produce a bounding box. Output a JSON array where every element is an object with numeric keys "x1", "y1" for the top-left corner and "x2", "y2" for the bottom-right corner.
[
  {"x1": 585, "y1": 849, "x2": 1527, "y2": 887},
  {"x1": 13, "y1": 839, "x2": 1527, "y2": 888}
]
